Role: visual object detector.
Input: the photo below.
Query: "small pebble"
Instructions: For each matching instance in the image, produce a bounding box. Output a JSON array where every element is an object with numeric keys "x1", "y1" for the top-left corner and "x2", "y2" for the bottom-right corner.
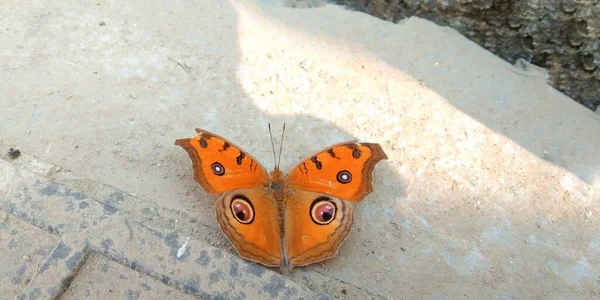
[
  {"x1": 23, "y1": 255, "x2": 31, "y2": 261},
  {"x1": 8, "y1": 148, "x2": 21, "y2": 159}
]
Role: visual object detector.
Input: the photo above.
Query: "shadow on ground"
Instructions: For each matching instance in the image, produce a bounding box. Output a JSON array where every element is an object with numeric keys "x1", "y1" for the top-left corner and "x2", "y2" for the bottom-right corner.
[{"x1": 255, "y1": 1, "x2": 600, "y2": 185}]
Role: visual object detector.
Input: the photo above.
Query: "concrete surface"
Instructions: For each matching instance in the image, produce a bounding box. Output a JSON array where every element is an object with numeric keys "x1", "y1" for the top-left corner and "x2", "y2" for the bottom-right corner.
[
  {"x1": 1, "y1": 154, "x2": 327, "y2": 299},
  {"x1": 1, "y1": 0, "x2": 599, "y2": 299}
]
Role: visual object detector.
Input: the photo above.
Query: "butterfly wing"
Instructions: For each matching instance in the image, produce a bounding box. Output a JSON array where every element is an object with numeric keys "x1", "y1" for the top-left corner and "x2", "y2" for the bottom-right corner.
[
  {"x1": 285, "y1": 141, "x2": 387, "y2": 202},
  {"x1": 215, "y1": 188, "x2": 282, "y2": 267},
  {"x1": 283, "y1": 190, "x2": 354, "y2": 270},
  {"x1": 175, "y1": 128, "x2": 270, "y2": 194}
]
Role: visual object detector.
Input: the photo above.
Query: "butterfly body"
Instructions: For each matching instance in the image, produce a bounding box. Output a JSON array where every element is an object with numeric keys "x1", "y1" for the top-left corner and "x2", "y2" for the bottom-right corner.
[{"x1": 175, "y1": 128, "x2": 387, "y2": 271}]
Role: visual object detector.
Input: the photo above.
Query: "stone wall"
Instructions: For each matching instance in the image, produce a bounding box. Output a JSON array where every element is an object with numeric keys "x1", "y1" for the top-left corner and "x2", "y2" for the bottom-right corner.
[{"x1": 332, "y1": 0, "x2": 600, "y2": 111}]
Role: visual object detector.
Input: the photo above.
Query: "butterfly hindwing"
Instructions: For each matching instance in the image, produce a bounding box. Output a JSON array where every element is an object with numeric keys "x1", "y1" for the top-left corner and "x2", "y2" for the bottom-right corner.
[
  {"x1": 215, "y1": 188, "x2": 282, "y2": 267},
  {"x1": 282, "y1": 190, "x2": 354, "y2": 270}
]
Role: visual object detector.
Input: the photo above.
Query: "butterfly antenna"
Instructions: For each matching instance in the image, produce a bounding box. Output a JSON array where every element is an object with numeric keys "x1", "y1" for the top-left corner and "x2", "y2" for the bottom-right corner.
[
  {"x1": 277, "y1": 123, "x2": 286, "y2": 169},
  {"x1": 268, "y1": 123, "x2": 278, "y2": 169}
]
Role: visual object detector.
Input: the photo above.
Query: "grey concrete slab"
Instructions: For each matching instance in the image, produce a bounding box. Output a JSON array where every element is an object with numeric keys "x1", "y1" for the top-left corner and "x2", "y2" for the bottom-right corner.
[
  {"x1": 0, "y1": 215, "x2": 60, "y2": 299},
  {"x1": 60, "y1": 253, "x2": 198, "y2": 300},
  {"x1": 0, "y1": 154, "x2": 331, "y2": 299},
  {"x1": 17, "y1": 239, "x2": 88, "y2": 300}
]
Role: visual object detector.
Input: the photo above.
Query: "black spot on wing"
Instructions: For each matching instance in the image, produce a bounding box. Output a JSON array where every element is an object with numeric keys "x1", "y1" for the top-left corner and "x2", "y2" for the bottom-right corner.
[
  {"x1": 344, "y1": 144, "x2": 359, "y2": 151},
  {"x1": 310, "y1": 156, "x2": 323, "y2": 170},
  {"x1": 327, "y1": 149, "x2": 337, "y2": 158},
  {"x1": 221, "y1": 142, "x2": 231, "y2": 152},
  {"x1": 236, "y1": 151, "x2": 246, "y2": 165}
]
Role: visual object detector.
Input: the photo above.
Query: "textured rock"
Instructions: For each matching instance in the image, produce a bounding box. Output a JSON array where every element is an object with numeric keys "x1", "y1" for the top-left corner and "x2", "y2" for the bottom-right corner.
[{"x1": 333, "y1": 0, "x2": 600, "y2": 111}]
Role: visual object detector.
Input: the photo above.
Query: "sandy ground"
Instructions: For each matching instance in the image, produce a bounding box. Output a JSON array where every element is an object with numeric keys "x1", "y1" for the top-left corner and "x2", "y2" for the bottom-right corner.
[{"x1": 1, "y1": 0, "x2": 600, "y2": 298}]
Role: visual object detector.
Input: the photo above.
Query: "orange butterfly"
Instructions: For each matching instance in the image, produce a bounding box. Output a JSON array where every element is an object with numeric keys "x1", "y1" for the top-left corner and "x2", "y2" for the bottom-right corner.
[{"x1": 175, "y1": 125, "x2": 387, "y2": 272}]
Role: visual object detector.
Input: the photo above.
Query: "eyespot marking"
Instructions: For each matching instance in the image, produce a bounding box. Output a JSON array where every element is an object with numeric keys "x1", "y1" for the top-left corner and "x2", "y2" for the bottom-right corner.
[
  {"x1": 337, "y1": 170, "x2": 352, "y2": 184},
  {"x1": 199, "y1": 138, "x2": 208, "y2": 148},
  {"x1": 310, "y1": 197, "x2": 336, "y2": 225},
  {"x1": 211, "y1": 162, "x2": 225, "y2": 176},
  {"x1": 231, "y1": 195, "x2": 254, "y2": 224}
]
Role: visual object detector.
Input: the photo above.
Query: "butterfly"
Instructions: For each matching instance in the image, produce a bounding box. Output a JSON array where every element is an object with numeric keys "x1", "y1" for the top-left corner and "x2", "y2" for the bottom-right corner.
[{"x1": 175, "y1": 125, "x2": 387, "y2": 272}]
